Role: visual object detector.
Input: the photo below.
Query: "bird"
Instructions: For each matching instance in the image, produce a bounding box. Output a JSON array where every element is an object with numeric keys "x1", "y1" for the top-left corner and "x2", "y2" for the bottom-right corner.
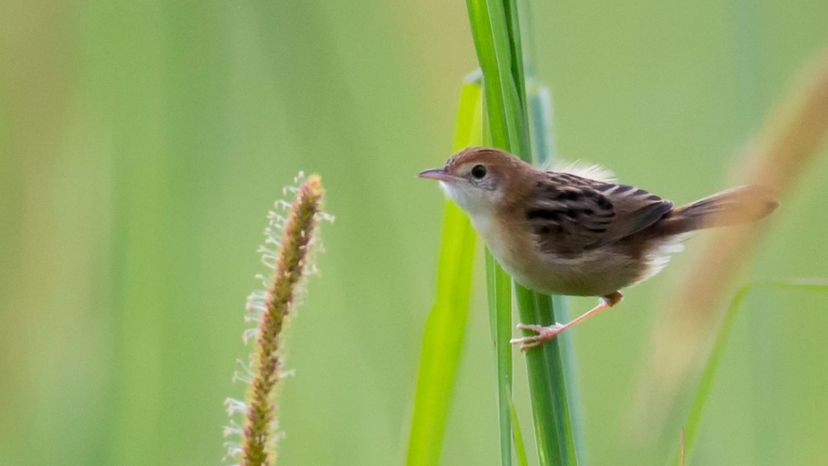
[{"x1": 418, "y1": 146, "x2": 778, "y2": 350}]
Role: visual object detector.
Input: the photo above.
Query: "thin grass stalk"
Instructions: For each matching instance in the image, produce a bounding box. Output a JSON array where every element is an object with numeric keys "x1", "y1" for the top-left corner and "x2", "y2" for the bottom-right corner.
[
  {"x1": 633, "y1": 46, "x2": 828, "y2": 434},
  {"x1": 673, "y1": 279, "x2": 828, "y2": 465},
  {"x1": 405, "y1": 76, "x2": 483, "y2": 466},
  {"x1": 486, "y1": 250, "x2": 514, "y2": 466},
  {"x1": 507, "y1": 388, "x2": 530, "y2": 466},
  {"x1": 466, "y1": 0, "x2": 579, "y2": 464}
]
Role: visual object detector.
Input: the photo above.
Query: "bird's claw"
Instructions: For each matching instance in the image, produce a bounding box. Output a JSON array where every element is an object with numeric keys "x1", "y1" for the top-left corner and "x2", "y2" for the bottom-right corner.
[{"x1": 510, "y1": 323, "x2": 565, "y2": 351}]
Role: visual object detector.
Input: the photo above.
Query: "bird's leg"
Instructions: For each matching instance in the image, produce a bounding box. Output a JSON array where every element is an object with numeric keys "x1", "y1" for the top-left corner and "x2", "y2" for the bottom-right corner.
[{"x1": 510, "y1": 291, "x2": 623, "y2": 351}]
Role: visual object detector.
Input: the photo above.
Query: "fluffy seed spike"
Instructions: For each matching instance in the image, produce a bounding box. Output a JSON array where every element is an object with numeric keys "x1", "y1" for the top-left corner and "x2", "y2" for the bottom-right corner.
[{"x1": 224, "y1": 174, "x2": 327, "y2": 466}]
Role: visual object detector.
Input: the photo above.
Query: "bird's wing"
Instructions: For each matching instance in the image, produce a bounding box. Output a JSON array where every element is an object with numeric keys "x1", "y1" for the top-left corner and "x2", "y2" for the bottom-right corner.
[{"x1": 526, "y1": 172, "x2": 673, "y2": 256}]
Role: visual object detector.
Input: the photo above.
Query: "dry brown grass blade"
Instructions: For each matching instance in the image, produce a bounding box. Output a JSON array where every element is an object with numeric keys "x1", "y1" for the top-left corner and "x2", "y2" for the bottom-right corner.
[{"x1": 631, "y1": 47, "x2": 828, "y2": 434}]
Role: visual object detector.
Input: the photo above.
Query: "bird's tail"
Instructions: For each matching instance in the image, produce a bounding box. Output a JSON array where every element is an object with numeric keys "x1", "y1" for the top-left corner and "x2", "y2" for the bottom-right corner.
[{"x1": 656, "y1": 185, "x2": 779, "y2": 236}]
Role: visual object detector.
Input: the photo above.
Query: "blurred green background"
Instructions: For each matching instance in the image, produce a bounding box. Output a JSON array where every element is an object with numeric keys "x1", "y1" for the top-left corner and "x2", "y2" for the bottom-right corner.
[{"x1": 1, "y1": 1, "x2": 827, "y2": 465}]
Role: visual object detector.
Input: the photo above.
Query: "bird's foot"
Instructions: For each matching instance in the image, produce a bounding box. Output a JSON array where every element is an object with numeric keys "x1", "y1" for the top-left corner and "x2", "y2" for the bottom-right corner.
[{"x1": 510, "y1": 323, "x2": 566, "y2": 351}]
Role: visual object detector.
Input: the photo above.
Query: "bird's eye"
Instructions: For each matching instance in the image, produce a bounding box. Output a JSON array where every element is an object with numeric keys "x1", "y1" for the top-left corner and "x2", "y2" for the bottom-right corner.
[{"x1": 471, "y1": 164, "x2": 487, "y2": 179}]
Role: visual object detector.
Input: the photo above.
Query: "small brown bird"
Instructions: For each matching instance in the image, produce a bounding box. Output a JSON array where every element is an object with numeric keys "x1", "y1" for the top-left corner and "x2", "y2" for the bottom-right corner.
[{"x1": 419, "y1": 147, "x2": 778, "y2": 350}]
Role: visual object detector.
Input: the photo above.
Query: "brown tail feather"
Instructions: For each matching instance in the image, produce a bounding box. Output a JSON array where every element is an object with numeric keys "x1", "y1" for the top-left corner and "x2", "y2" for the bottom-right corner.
[{"x1": 656, "y1": 185, "x2": 779, "y2": 236}]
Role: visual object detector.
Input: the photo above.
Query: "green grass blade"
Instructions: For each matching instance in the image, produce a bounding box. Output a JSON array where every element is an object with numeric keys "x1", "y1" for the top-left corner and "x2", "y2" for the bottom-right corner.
[
  {"x1": 503, "y1": 0, "x2": 531, "y2": 152},
  {"x1": 469, "y1": 5, "x2": 524, "y2": 462},
  {"x1": 508, "y1": 388, "x2": 530, "y2": 466},
  {"x1": 465, "y1": 1, "x2": 579, "y2": 464},
  {"x1": 405, "y1": 78, "x2": 483, "y2": 466},
  {"x1": 676, "y1": 278, "x2": 828, "y2": 465},
  {"x1": 466, "y1": 0, "x2": 529, "y2": 155},
  {"x1": 487, "y1": 251, "x2": 514, "y2": 466}
]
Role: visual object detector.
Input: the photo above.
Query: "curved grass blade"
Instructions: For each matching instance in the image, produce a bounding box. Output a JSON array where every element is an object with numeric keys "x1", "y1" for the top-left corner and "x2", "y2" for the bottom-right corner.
[
  {"x1": 405, "y1": 77, "x2": 483, "y2": 466},
  {"x1": 674, "y1": 278, "x2": 828, "y2": 465}
]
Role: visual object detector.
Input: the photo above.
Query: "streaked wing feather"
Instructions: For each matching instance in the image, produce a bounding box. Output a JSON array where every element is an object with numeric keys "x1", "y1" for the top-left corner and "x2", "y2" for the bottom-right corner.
[{"x1": 527, "y1": 172, "x2": 673, "y2": 256}]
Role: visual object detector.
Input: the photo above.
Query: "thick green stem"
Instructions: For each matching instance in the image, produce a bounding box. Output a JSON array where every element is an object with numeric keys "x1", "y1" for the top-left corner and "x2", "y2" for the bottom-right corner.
[{"x1": 465, "y1": 0, "x2": 579, "y2": 464}]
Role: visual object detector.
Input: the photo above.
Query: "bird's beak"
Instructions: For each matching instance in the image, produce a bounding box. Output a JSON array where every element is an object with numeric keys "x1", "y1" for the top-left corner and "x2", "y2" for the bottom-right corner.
[{"x1": 418, "y1": 167, "x2": 460, "y2": 182}]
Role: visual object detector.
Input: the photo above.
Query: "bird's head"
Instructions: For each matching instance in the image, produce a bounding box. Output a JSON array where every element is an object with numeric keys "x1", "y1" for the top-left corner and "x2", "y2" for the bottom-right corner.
[{"x1": 418, "y1": 147, "x2": 531, "y2": 216}]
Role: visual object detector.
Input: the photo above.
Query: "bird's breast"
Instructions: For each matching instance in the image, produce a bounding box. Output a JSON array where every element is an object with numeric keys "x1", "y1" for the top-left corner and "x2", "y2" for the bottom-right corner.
[{"x1": 472, "y1": 214, "x2": 647, "y2": 297}]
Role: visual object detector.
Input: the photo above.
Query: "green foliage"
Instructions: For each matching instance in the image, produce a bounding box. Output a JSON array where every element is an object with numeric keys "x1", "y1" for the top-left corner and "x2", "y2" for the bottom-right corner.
[{"x1": 2, "y1": 2, "x2": 828, "y2": 465}]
